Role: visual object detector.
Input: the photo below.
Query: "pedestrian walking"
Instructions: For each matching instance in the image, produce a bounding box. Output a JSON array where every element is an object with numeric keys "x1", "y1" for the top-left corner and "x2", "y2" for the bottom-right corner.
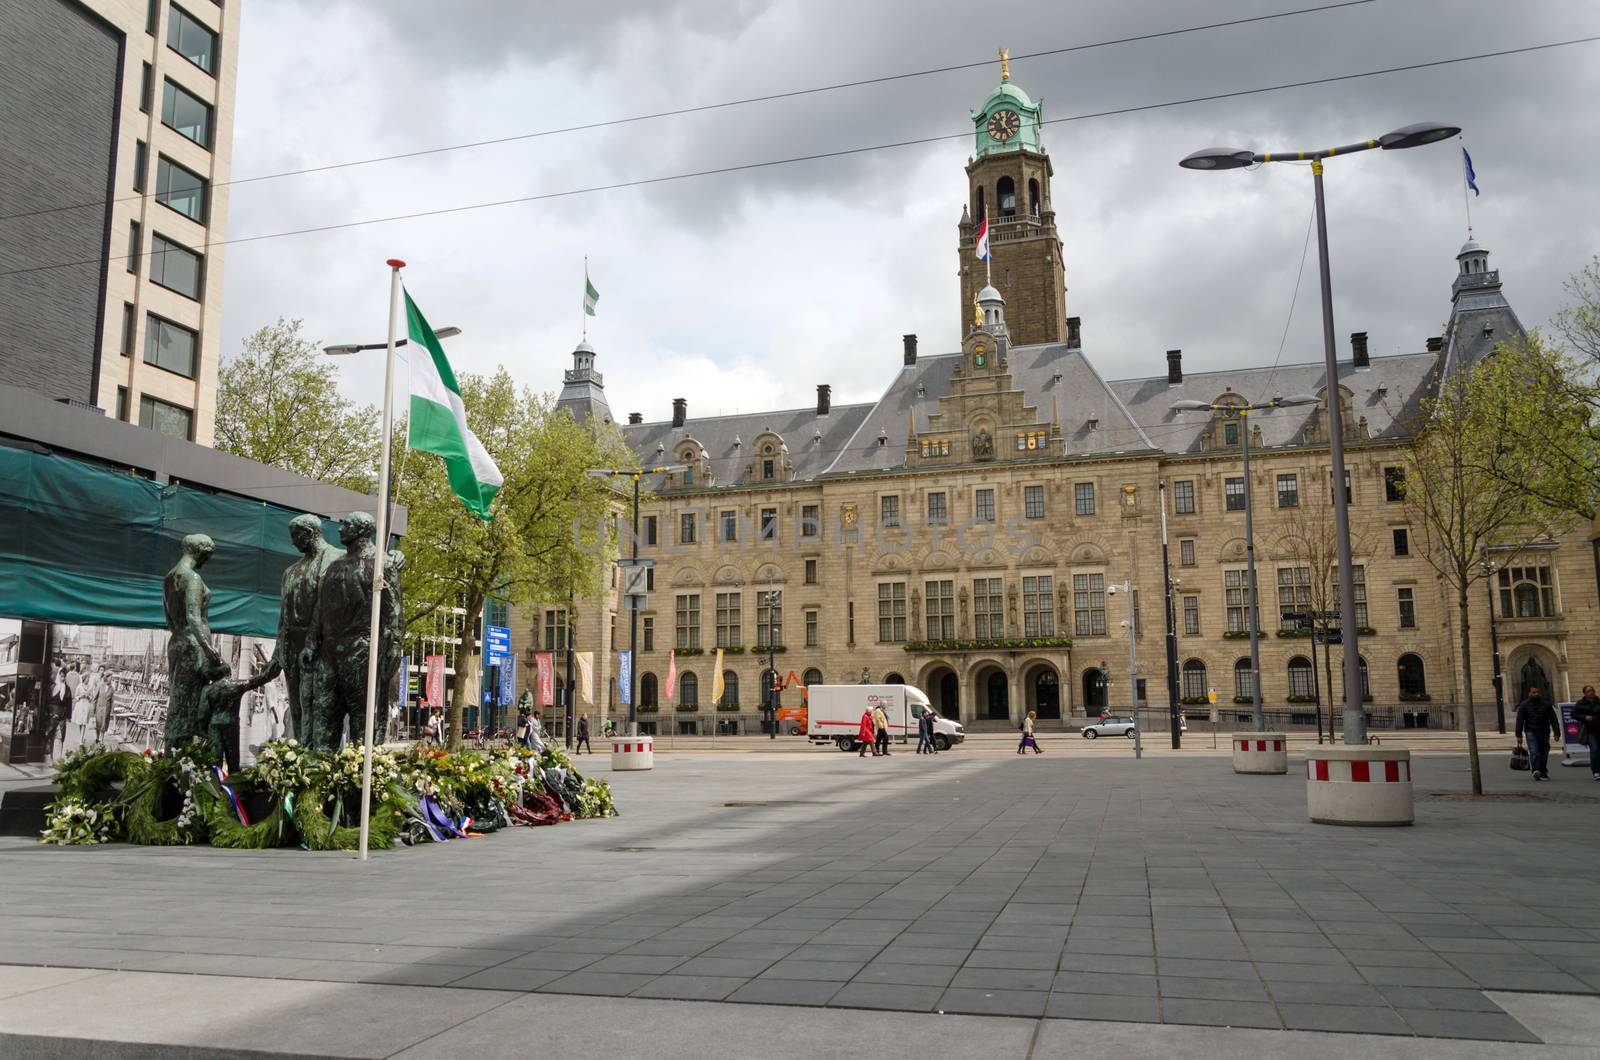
[
  {"x1": 857, "y1": 707, "x2": 876, "y2": 758},
  {"x1": 873, "y1": 702, "x2": 891, "y2": 756},
  {"x1": 576, "y1": 712, "x2": 592, "y2": 754},
  {"x1": 915, "y1": 709, "x2": 934, "y2": 755},
  {"x1": 1018, "y1": 710, "x2": 1042, "y2": 754},
  {"x1": 1571, "y1": 684, "x2": 1600, "y2": 780},
  {"x1": 1515, "y1": 685, "x2": 1562, "y2": 781}
]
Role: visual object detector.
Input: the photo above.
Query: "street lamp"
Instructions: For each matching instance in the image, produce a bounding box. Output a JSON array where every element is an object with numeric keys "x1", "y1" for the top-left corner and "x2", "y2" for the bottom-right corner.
[
  {"x1": 1170, "y1": 395, "x2": 1319, "y2": 732},
  {"x1": 324, "y1": 326, "x2": 460, "y2": 356},
  {"x1": 761, "y1": 586, "x2": 781, "y2": 740},
  {"x1": 1179, "y1": 120, "x2": 1459, "y2": 746},
  {"x1": 1107, "y1": 580, "x2": 1143, "y2": 760},
  {"x1": 588, "y1": 465, "x2": 685, "y2": 736},
  {"x1": 1480, "y1": 559, "x2": 1507, "y2": 735}
]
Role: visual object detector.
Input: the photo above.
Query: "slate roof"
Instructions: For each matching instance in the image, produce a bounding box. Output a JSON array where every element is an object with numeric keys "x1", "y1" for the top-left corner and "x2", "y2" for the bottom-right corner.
[{"x1": 621, "y1": 402, "x2": 875, "y2": 489}]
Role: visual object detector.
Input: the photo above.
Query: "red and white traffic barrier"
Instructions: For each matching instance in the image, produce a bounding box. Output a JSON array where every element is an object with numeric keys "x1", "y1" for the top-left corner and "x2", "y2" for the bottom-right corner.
[
  {"x1": 1304, "y1": 746, "x2": 1412, "y2": 826},
  {"x1": 611, "y1": 736, "x2": 654, "y2": 771},
  {"x1": 1232, "y1": 732, "x2": 1288, "y2": 775}
]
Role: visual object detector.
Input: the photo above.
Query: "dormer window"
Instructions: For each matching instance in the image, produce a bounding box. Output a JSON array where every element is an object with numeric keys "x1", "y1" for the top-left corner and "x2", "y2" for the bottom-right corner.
[
  {"x1": 763, "y1": 459, "x2": 774, "y2": 479},
  {"x1": 1223, "y1": 421, "x2": 1239, "y2": 446}
]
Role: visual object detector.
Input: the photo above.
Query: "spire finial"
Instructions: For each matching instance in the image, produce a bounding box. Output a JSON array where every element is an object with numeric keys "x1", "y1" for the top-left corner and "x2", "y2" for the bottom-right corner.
[{"x1": 999, "y1": 47, "x2": 1010, "y2": 82}]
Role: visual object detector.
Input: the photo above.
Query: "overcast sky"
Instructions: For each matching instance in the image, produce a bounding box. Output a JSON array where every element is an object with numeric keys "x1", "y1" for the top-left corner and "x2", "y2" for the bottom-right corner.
[{"x1": 218, "y1": 0, "x2": 1600, "y2": 426}]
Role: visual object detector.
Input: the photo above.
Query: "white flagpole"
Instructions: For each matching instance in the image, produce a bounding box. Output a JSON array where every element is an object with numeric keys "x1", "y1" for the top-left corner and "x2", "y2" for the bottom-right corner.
[
  {"x1": 984, "y1": 222, "x2": 992, "y2": 289},
  {"x1": 582, "y1": 255, "x2": 588, "y2": 340},
  {"x1": 358, "y1": 257, "x2": 403, "y2": 861}
]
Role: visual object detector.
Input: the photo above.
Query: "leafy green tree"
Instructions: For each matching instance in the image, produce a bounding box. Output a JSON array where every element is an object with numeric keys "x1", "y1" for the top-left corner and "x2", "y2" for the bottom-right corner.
[
  {"x1": 396, "y1": 371, "x2": 631, "y2": 749},
  {"x1": 214, "y1": 319, "x2": 380, "y2": 491}
]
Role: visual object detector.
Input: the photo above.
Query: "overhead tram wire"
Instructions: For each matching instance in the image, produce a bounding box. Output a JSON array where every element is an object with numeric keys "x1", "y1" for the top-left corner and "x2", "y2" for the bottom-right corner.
[
  {"x1": 0, "y1": 0, "x2": 1377, "y2": 224},
  {"x1": 3, "y1": 32, "x2": 1598, "y2": 282},
  {"x1": 1255, "y1": 190, "x2": 1319, "y2": 403}
]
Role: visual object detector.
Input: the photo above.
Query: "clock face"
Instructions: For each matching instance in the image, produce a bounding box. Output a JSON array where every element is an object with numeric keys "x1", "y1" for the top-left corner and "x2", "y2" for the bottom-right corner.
[{"x1": 987, "y1": 109, "x2": 1021, "y2": 143}]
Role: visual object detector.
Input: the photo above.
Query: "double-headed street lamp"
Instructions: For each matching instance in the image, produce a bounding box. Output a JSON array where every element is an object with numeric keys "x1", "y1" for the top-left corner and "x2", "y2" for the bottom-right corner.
[
  {"x1": 1170, "y1": 395, "x2": 1319, "y2": 732},
  {"x1": 1179, "y1": 120, "x2": 1459, "y2": 745}
]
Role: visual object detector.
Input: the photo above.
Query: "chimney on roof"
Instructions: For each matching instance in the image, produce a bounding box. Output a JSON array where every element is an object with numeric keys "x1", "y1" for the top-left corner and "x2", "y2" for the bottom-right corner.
[
  {"x1": 1066, "y1": 316, "x2": 1081, "y2": 349},
  {"x1": 1351, "y1": 331, "x2": 1369, "y2": 369},
  {"x1": 816, "y1": 384, "x2": 831, "y2": 416},
  {"x1": 903, "y1": 334, "x2": 918, "y2": 366},
  {"x1": 1166, "y1": 349, "x2": 1183, "y2": 386},
  {"x1": 627, "y1": 412, "x2": 643, "y2": 425},
  {"x1": 1425, "y1": 336, "x2": 1444, "y2": 354},
  {"x1": 671, "y1": 398, "x2": 686, "y2": 427}
]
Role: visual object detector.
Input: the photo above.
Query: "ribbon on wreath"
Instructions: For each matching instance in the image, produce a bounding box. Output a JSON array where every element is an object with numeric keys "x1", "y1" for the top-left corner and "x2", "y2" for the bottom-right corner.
[{"x1": 213, "y1": 766, "x2": 250, "y2": 827}]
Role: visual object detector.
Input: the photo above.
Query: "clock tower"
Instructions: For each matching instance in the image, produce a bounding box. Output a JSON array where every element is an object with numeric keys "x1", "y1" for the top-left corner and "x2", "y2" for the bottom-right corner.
[{"x1": 957, "y1": 52, "x2": 1068, "y2": 347}]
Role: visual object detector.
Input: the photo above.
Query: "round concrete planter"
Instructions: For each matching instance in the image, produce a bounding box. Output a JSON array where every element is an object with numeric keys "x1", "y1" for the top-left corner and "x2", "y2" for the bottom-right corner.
[
  {"x1": 1304, "y1": 746, "x2": 1412, "y2": 826},
  {"x1": 610, "y1": 735, "x2": 655, "y2": 771},
  {"x1": 1232, "y1": 732, "x2": 1288, "y2": 775}
]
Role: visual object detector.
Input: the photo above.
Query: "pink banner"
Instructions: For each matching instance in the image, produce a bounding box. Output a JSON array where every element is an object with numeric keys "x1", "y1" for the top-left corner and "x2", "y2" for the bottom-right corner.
[
  {"x1": 425, "y1": 655, "x2": 445, "y2": 706},
  {"x1": 536, "y1": 652, "x2": 555, "y2": 707}
]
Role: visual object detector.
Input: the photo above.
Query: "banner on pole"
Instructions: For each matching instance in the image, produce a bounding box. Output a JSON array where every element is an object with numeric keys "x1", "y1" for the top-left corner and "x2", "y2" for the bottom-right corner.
[
  {"x1": 399, "y1": 654, "x2": 411, "y2": 708},
  {"x1": 425, "y1": 654, "x2": 445, "y2": 706},
  {"x1": 536, "y1": 652, "x2": 555, "y2": 707},
  {"x1": 575, "y1": 651, "x2": 594, "y2": 705},
  {"x1": 618, "y1": 650, "x2": 632, "y2": 705}
]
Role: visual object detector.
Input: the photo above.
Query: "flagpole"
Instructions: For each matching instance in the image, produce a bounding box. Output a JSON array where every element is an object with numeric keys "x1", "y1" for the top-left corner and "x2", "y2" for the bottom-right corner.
[
  {"x1": 582, "y1": 256, "x2": 588, "y2": 340},
  {"x1": 358, "y1": 257, "x2": 403, "y2": 862}
]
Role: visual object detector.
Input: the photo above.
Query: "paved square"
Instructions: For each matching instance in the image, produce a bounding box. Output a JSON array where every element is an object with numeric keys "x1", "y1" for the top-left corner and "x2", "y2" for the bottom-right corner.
[{"x1": 2, "y1": 746, "x2": 1598, "y2": 1046}]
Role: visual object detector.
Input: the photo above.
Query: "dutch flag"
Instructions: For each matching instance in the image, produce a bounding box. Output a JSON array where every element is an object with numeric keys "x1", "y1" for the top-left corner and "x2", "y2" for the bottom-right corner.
[{"x1": 976, "y1": 217, "x2": 991, "y2": 261}]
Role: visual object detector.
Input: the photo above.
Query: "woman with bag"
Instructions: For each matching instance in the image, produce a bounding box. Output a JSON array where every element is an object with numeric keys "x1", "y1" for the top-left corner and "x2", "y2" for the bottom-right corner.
[{"x1": 1018, "y1": 710, "x2": 1043, "y2": 755}]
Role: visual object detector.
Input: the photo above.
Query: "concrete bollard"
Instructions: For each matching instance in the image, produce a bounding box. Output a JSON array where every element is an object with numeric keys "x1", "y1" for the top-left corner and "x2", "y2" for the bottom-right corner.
[
  {"x1": 1304, "y1": 746, "x2": 1412, "y2": 826},
  {"x1": 1232, "y1": 732, "x2": 1288, "y2": 775},
  {"x1": 610, "y1": 736, "x2": 654, "y2": 771}
]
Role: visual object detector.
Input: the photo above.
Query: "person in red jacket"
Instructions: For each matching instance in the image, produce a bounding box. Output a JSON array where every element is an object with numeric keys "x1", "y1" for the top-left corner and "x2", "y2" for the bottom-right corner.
[{"x1": 857, "y1": 707, "x2": 877, "y2": 758}]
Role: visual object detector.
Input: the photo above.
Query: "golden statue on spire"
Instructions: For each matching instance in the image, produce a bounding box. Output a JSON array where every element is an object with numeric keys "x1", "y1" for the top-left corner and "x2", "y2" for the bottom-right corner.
[
  {"x1": 973, "y1": 295, "x2": 982, "y2": 329},
  {"x1": 999, "y1": 47, "x2": 1010, "y2": 82}
]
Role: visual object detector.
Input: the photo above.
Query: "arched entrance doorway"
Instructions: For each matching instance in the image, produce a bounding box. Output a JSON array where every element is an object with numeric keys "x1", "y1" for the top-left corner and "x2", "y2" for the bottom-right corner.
[
  {"x1": 1081, "y1": 668, "x2": 1107, "y2": 715},
  {"x1": 1026, "y1": 664, "x2": 1061, "y2": 720},
  {"x1": 925, "y1": 665, "x2": 959, "y2": 719},
  {"x1": 978, "y1": 665, "x2": 1009, "y2": 720}
]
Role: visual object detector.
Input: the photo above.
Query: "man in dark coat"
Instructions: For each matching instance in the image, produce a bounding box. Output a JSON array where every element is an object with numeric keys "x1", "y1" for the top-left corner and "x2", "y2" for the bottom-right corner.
[
  {"x1": 1515, "y1": 686, "x2": 1562, "y2": 781},
  {"x1": 1570, "y1": 684, "x2": 1600, "y2": 781}
]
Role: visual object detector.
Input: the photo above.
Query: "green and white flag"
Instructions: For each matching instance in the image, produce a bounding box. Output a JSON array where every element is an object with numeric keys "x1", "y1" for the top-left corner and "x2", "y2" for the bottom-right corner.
[
  {"x1": 583, "y1": 270, "x2": 599, "y2": 317},
  {"x1": 404, "y1": 290, "x2": 502, "y2": 520}
]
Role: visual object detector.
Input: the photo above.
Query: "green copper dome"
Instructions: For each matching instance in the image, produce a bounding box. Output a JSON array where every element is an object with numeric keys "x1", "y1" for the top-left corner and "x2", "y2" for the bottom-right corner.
[{"x1": 971, "y1": 76, "x2": 1043, "y2": 157}]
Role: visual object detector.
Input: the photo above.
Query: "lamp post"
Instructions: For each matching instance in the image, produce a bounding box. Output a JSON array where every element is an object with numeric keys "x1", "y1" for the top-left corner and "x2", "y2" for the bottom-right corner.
[
  {"x1": 587, "y1": 465, "x2": 683, "y2": 736},
  {"x1": 1171, "y1": 395, "x2": 1319, "y2": 731},
  {"x1": 1482, "y1": 559, "x2": 1507, "y2": 735},
  {"x1": 1158, "y1": 482, "x2": 1181, "y2": 749},
  {"x1": 1108, "y1": 580, "x2": 1142, "y2": 760},
  {"x1": 1180, "y1": 120, "x2": 1459, "y2": 744}
]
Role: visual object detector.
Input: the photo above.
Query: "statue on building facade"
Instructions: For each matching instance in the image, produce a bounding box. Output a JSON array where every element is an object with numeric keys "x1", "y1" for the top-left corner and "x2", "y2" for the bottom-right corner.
[{"x1": 973, "y1": 428, "x2": 994, "y2": 459}]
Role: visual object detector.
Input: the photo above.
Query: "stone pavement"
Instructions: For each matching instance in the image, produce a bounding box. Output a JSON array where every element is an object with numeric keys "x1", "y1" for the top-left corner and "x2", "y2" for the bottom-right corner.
[{"x1": 1, "y1": 747, "x2": 1598, "y2": 1056}]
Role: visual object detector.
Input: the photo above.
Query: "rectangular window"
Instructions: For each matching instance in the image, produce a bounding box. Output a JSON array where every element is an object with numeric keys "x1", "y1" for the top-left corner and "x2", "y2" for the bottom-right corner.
[
  {"x1": 756, "y1": 591, "x2": 782, "y2": 648},
  {"x1": 880, "y1": 495, "x2": 900, "y2": 528},
  {"x1": 1132, "y1": 590, "x2": 1142, "y2": 635},
  {"x1": 140, "y1": 62, "x2": 153, "y2": 112},
  {"x1": 975, "y1": 489, "x2": 995, "y2": 523},
  {"x1": 1393, "y1": 527, "x2": 1409, "y2": 556},
  {"x1": 720, "y1": 509, "x2": 737, "y2": 542},
  {"x1": 143, "y1": 313, "x2": 197, "y2": 378},
  {"x1": 1384, "y1": 466, "x2": 1406, "y2": 502},
  {"x1": 128, "y1": 221, "x2": 141, "y2": 274},
  {"x1": 1072, "y1": 574, "x2": 1106, "y2": 637},
  {"x1": 760, "y1": 507, "x2": 777, "y2": 540},
  {"x1": 1173, "y1": 480, "x2": 1196, "y2": 514},
  {"x1": 1224, "y1": 569, "x2": 1251, "y2": 633},
  {"x1": 1075, "y1": 482, "x2": 1096, "y2": 516},
  {"x1": 1023, "y1": 575, "x2": 1054, "y2": 637},
  {"x1": 877, "y1": 583, "x2": 906, "y2": 642},
  {"x1": 121, "y1": 303, "x2": 136, "y2": 357},
  {"x1": 927, "y1": 492, "x2": 948, "y2": 524},
  {"x1": 800, "y1": 504, "x2": 819, "y2": 538},
  {"x1": 678, "y1": 512, "x2": 696, "y2": 545},
  {"x1": 1276, "y1": 473, "x2": 1299, "y2": 508},
  {"x1": 1332, "y1": 469, "x2": 1352, "y2": 504},
  {"x1": 167, "y1": 4, "x2": 218, "y2": 73},
  {"x1": 847, "y1": 601, "x2": 854, "y2": 644},
  {"x1": 1498, "y1": 565, "x2": 1556, "y2": 618},
  {"x1": 804, "y1": 559, "x2": 817, "y2": 585},
  {"x1": 1183, "y1": 595, "x2": 1199, "y2": 636},
  {"x1": 643, "y1": 515, "x2": 657, "y2": 546},
  {"x1": 155, "y1": 156, "x2": 207, "y2": 223},
  {"x1": 805, "y1": 609, "x2": 818, "y2": 647},
  {"x1": 642, "y1": 617, "x2": 654, "y2": 652},
  {"x1": 973, "y1": 577, "x2": 1005, "y2": 639},
  {"x1": 133, "y1": 140, "x2": 148, "y2": 192},
  {"x1": 1179, "y1": 539, "x2": 1196, "y2": 567},
  {"x1": 925, "y1": 579, "x2": 954, "y2": 640},
  {"x1": 138, "y1": 395, "x2": 192, "y2": 440},
  {"x1": 161, "y1": 80, "x2": 213, "y2": 148},
  {"x1": 1398, "y1": 587, "x2": 1416, "y2": 629},
  {"x1": 1352, "y1": 564, "x2": 1368, "y2": 627},
  {"x1": 715, "y1": 592, "x2": 742, "y2": 648},
  {"x1": 1276, "y1": 566, "x2": 1311, "y2": 631},
  {"x1": 116, "y1": 386, "x2": 130, "y2": 422},
  {"x1": 1224, "y1": 477, "x2": 1246, "y2": 512},
  {"x1": 646, "y1": 568, "x2": 654, "y2": 591},
  {"x1": 1023, "y1": 485, "x2": 1045, "y2": 519},
  {"x1": 148, "y1": 234, "x2": 202, "y2": 299},
  {"x1": 146, "y1": 0, "x2": 159, "y2": 33},
  {"x1": 675, "y1": 594, "x2": 701, "y2": 650},
  {"x1": 543, "y1": 609, "x2": 569, "y2": 651},
  {"x1": 762, "y1": 458, "x2": 774, "y2": 480}
]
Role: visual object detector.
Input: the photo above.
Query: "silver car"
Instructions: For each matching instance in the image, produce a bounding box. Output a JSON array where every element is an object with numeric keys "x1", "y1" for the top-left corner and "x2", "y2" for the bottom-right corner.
[{"x1": 1081, "y1": 716, "x2": 1138, "y2": 739}]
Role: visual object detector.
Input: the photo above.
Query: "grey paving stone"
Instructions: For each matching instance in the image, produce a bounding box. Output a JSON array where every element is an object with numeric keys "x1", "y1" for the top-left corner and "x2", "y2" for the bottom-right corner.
[
  {"x1": 762, "y1": 959, "x2": 868, "y2": 981},
  {"x1": 961, "y1": 947, "x2": 1061, "y2": 970},
  {"x1": 699, "y1": 941, "x2": 803, "y2": 961},
  {"x1": 501, "y1": 950, "x2": 602, "y2": 972},
  {"x1": 1357, "y1": 964, "x2": 1478, "y2": 989},
  {"x1": 1152, "y1": 957, "x2": 1258, "y2": 980},
  {"x1": 936, "y1": 987, "x2": 1047, "y2": 1017},
  {"x1": 1057, "y1": 952, "x2": 1157, "y2": 976},
  {"x1": 950, "y1": 966, "x2": 1055, "y2": 991},
  {"x1": 1045, "y1": 992, "x2": 1160, "y2": 1022},
  {"x1": 727, "y1": 977, "x2": 843, "y2": 1006},
  {"x1": 1158, "y1": 997, "x2": 1283, "y2": 1029},
  {"x1": 585, "y1": 954, "x2": 689, "y2": 975},
  {"x1": 674, "y1": 956, "x2": 780, "y2": 978},
  {"x1": 447, "y1": 965, "x2": 568, "y2": 991},
  {"x1": 852, "y1": 962, "x2": 959, "y2": 987},
  {"x1": 829, "y1": 982, "x2": 944, "y2": 1012},
  {"x1": 1053, "y1": 971, "x2": 1156, "y2": 997},
  {"x1": 1278, "y1": 1003, "x2": 1411, "y2": 1036},
  {"x1": 1377, "y1": 986, "x2": 1504, "y2": 1011},
  {"x1": 1157, "y1": 975, "x2": 1269, "y2": 1002},
  {"x1": 537, "y1": 971, "x2": 659, "y2": 996},
  {"x1": 1253, "y1": 961, "x2": 1366, "y2": 984},
  {"x1": 629, "y1": 974, "x2": 745, "y2": 1001},
  {"x1": 1265, "y1": 979, "x2": 1386, "y2": 1006},
  {"x1": 1063, "y1": 937, "x2": 1155, "y2": 957}
]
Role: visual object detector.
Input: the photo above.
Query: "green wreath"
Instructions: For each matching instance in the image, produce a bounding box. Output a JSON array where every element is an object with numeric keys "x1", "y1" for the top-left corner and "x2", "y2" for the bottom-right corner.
[
  {"x1": 196, "y1": 781, "x2": 296, "y2": 849},
  {"x1": 52, "y1": 747, "x2": 141, "y2": 802},
  {"x1": 294, "y1": 784, "x2": 403, "y2": 852},
  {"x1": 120, "y1": 758, "x2": 204, "y2": 846}
]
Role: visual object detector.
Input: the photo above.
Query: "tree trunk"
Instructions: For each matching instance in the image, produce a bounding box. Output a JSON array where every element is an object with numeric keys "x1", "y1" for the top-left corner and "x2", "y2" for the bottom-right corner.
[
  {"x1": 447, "y1": 591, "x2": 487, "y2": 752},
  {"x1": 1457, "y1": 585, "x2": 1482, "y2": 796}
]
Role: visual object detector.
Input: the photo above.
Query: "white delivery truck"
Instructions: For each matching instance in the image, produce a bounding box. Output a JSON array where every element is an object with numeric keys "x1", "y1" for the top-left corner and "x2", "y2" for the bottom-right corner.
[{"x1": 807, "y1": 684, "x2": 965, "y2": 751}]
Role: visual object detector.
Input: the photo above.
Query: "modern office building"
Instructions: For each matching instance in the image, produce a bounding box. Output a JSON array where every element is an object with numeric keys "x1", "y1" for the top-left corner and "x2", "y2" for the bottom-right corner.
[{"x1": 0, "y1": 0, "x2": 239, "y2": 444}]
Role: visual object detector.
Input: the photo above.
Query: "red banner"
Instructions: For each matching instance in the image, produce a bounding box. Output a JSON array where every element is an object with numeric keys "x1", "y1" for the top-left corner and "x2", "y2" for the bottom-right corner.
[
  {"x1": 424, "y1": 655, "x2": 445, "y2": 706},
  {"x1": 536, "y1": 652, "x2": 555, "y2": 707}
]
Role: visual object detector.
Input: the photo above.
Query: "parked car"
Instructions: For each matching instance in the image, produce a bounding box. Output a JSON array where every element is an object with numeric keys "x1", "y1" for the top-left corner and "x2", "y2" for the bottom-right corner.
[
  {"x1": 1081, "y1": 716, "x2": 1138, "y2": 739},
  {"x1": 807, "y1": 685, "x2": 965, "y2": 751}
]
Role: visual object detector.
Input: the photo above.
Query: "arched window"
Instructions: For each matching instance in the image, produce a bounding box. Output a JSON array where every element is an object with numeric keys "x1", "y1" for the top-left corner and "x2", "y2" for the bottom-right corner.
[
  {"x1": 1181, "y1": 659, "x2": 1207, "y2": 700},
  {"x1": 679, "y1": 671, "x2": 698, "y2": 708},
  {"x1": 1397, "y1": 654, "x2": 1426, "y2": 697},
  {"x1": 997, "y1": 176, "x2": 1016, "y2": 217},
  {"x1": 1027, "y1": 178, "x2": 1040, "y2": 217},
  {"x1": 1338, "y1": 657, "x2": 1372, "y2": 701},
  {"x1": 1288, "y1": 656, "x2": 1314, "y2": 699},
  {"x1": 720, "y1": 671, "x2": 739, "y2": 709},
  {"x1": 885, "y1": 672, "x2": 905, "y2": 685},
  {"x1": 802, "y1": 667, "x2": 823, "y2": 687},
  {"x1": 974, "y1": 186, "x2": 986, "y2": 222},
  {"x1": 1234, "y1": 658, "x2": 1255, "y2": 700},
  {"x1": 641, "y1": 673, "x2": 658, "y2": 707}
]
